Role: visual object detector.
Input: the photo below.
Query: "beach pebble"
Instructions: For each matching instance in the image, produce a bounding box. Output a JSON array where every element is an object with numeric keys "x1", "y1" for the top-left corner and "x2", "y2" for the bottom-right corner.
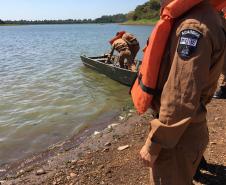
[
  {"x1": 16, "y1": 169, "x2": 25, "y2": 177},
  {"x1": 0, "y1": 181, "x2": 6, "y2": 185},
  {"x1": 127, "y1": 113, "x2": 132, "y2": 117},
  {"x1": 36, "y1": 168, "x2": 46, "y2": 176},
  {"x1": 108, "y1": 123, "x2": 119, "y2": 129},
  {"x1": 210, "y1": 142, "x2": 217, "y2": 145},
  {"x1": 102, "y1": 148, "x2": 110, "y2": 152},
  {"x1": 71, "y1": 159, "x2": 78, "y2": 164},
  {"x1": 76, "y1": 160, "x2": 85, "y2": 165},
  {"x1": 0, "y1": 169, "x2": 6, "y2": 172},
  {"x1": 98, "y1": 165, "x2": 104, "y2": 170},
  {"x1": 104, "y1": 142, "x2": 111, "y2": 147},
  {"x1": 70, "y1": 172, "x2": 76, "y2": 178},
  {"x1": 93, "y1": 131, "x2": 101, "y2": 136},
  {"x1": 117, "y1": 145, "x2": 130, "y2": 151},
  {"x1": 214, "y1": 117, "x2": 221, "y2": 121},
  {"x1": 119, "y1": 116, "x2": 125, "y2": 121},
  {"x1": 67, "y1": 159, "x2": 77, "y2": 164}
]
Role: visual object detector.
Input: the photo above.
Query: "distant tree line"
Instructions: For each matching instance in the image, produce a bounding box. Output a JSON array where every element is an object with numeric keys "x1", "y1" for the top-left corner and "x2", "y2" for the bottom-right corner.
[
  {"x1": 0, "y1": 19, "x2": 5, "y2": 24},
  {"x1": 94, "y1": 14, "x2": 127, "y2": 23},
  {"x1": 0, "y1": 14, "x2": 127, "y2": 25},
  {"x1": 127, "y1": 0, "x2": 160, "y2": 21},
  {"x1": 3, "y1": 19, "x2": 92, "y2": 25}
]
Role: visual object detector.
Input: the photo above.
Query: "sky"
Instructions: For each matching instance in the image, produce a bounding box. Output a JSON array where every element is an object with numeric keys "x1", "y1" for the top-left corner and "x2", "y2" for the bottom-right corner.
[{"x1": 0, "y1": 0, "x2": 148, "y2": 21}]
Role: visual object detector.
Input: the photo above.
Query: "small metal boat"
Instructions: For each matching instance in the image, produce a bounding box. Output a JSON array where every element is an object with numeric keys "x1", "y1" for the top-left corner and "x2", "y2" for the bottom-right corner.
[{"x1": 80, "y1": 54, "x2": 138, "y2": 86}]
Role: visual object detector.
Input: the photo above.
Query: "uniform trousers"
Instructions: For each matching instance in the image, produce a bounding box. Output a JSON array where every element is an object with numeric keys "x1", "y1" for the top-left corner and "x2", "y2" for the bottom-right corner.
[
  {"x1": 150, "y1": 121, "x2": 209, "y2": 185},
  {"x1": 118, "y1": 49, "x2": 132, "y2": 69}
]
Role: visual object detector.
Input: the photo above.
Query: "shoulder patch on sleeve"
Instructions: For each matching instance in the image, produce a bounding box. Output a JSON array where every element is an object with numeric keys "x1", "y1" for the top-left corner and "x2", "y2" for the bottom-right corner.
[{"x1": 177, "y1": 29, "x2": 202, "y2": 60}]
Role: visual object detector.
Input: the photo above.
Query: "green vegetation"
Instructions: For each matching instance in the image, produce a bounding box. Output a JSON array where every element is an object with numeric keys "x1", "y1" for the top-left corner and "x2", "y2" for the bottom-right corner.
[
  {"x1": 94, "y1": 14, "x2": 127, "y2": 23},
  {"x1": 130, "y1": 0, "x2": 160, "y2": 20},
  {"x1": 124, "y1": 0, "x2": 160, "y2": 25},
  {"x1": 0, "y1": 19, "x2": 5, "y2": 24}
]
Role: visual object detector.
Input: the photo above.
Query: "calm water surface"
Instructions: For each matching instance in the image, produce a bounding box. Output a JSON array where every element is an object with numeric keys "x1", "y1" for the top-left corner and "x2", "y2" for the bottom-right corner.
[{"x1": 0, "y1": 24, "x2": 153, "y2": 164}]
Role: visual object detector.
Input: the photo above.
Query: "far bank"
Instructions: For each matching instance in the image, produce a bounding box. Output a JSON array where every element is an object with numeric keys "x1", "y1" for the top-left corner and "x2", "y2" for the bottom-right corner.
[{"x1": 121, "y1": 18, "x2": 158, "y2": 26}]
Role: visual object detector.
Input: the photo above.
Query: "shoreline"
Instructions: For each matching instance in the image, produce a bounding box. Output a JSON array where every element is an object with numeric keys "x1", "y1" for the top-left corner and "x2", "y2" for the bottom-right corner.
[
  {"x1": 0, "y1": 110, "x2": 122, "y2": 164},
  {"x1": 0, "y1": 107, "x2": 145, "y2": 184},
  {"x1": 0, "y1": 103, "x2": 135, "y2": 177},
  {"x1": 0, "y1": 24, "x2": 20, "y2": 26},
  {"x1": 0, "y1": 99, "x2": 226, "y2": 184},
  {"x1": 120, "y1": 22, "x2": 155, "y2": 26},
  {"x1": 0, "y1": 103, "x2": 124, "y2": 166},
  {"x1": 121, "y1": 18, "x2": 158, "y2": 26}
]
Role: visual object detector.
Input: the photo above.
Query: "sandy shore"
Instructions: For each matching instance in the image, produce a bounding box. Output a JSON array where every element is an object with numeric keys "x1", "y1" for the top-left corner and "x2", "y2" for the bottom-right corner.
[{"x1": 0, "y1": 99, "x2": 226, "y2": 185}]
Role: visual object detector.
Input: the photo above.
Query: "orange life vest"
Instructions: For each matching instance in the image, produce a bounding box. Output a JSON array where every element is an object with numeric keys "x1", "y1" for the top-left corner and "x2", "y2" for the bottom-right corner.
[
  {"x1": 109, "y1": 31, "x2": 126, "y2": 45},
  {"x1": 223, "y1": 7, "x2": 226, "y2": 18},
  {"x1": 131, "y1": 0, "x2": 226, "y2": 115},
  {"x1": 210, "y1": 0, "x2": 226, "y2": 10}
]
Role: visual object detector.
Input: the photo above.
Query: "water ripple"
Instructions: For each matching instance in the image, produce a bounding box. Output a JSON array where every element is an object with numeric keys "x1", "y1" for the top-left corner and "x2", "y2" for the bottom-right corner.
[{"x1": 0, "y1": 24, "x2": 152, "y2": 164}]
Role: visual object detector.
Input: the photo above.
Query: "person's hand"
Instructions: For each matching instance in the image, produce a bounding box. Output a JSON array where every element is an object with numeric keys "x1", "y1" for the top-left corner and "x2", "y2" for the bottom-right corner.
[
  {"x1": 140, "y1": 144, "x2": 158, "y2": 168},
  {"x1": 131, "y1": 64, "x2": 136, "y2": 72}
]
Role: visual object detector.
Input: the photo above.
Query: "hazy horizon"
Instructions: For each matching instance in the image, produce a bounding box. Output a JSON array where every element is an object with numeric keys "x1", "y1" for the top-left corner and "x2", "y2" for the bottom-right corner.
[{"x1": 0, "y1": 0, "x2": 147, "y2": 21}]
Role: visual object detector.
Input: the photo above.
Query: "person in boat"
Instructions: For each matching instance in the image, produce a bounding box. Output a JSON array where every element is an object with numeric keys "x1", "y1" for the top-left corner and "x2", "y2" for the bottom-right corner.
[
  {"x1": 130, "y1": 0, "x2": 226, "y2": 184},
  {"x1": 108, "y1": 31, "x2": 140, "y2": 71},
  {"x1": 122, "y1": 32, "x2": 140, "y2": 62},
  {"x1": 213, "y1": 9, "x2": 226, "y2": 99}
]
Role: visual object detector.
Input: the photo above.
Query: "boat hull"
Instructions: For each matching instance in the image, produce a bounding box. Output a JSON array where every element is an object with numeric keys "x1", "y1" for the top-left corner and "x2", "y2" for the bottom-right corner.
[{"x1": 80, "y1": 55, "x2": 137, "y2": 86}]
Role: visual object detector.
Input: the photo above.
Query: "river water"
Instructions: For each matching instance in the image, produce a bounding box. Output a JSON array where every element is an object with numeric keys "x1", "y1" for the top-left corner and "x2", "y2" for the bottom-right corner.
[{"x1": 0, "y1": 24, "x2": 153, "y2": 164}]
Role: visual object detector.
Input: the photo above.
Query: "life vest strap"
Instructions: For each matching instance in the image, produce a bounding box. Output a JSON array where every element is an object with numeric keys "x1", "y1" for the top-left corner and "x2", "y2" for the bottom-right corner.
[{"x1": 138, "y1": 74, "x2": 159, "y2": 96}]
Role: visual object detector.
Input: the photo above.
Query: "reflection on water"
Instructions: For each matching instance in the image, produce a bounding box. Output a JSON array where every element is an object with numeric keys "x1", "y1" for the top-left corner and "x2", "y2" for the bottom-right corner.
[{"x1": 0, "y1": 24, "x2": 152, "y2": 164}]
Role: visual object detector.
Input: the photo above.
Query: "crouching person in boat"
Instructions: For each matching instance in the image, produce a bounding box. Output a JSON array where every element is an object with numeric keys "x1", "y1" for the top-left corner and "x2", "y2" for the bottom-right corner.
[
  {"x1": 108, "y1": 31, "x2": 140, "y2": 71},
  {"x1": 122, "y1": 32, "x2": 140, "y2": 63}
]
